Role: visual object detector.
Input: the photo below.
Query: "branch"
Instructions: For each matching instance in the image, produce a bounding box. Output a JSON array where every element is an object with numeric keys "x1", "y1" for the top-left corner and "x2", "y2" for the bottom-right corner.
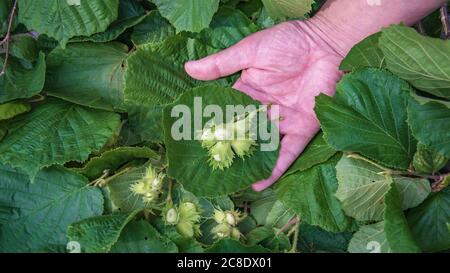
[
  {"x1": 380, "y1": 170, "x2": 450, "y2": 182},
  {"x1": 165, "y1": 179, "x2": 173, "y2": 204},
  {"x1": 276, "y1": 216, "x2": 299, "y2": 236},
  {"x1": 440, "y1": 3, "x2": 450, "y2": 39},
  {"x1": 415, "y1": 21, "x2": 426, "y2": 36},
  {"x1": 89, "y1": 167, "x2": 132, "y2": 187},
  {"x1": 347, "y1": 153, "x2": 450, "y2": 182},
  {"x1": 431, "y1": 174, "x2": 449, "y2": 192},
  {"x1": 0, "y1": 0, "x2": 18, "y2": 77},
  {"x1": 288, "y1": 220, "x2": 300, "y2": 253}
]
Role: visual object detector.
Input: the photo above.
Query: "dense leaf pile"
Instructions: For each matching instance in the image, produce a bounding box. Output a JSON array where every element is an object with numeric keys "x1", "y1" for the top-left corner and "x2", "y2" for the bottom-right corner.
[{"x1": 0, "y1": 0, "x2": 449, "y2": 253}]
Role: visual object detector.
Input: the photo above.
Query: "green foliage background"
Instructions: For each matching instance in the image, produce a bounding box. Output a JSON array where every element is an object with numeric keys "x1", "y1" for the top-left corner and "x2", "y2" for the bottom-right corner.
[{"x1": 0, "y1": 0, "x2": 448, "y2": 253}]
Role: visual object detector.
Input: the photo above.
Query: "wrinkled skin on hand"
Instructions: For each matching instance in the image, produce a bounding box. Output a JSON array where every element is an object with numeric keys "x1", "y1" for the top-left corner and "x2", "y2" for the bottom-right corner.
[{"x1": 185, "y1": 21, "x2": 344, "y2": 191}]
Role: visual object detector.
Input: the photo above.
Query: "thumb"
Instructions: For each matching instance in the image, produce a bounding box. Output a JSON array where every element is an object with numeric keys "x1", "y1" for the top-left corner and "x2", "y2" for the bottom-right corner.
[{"x1": 185, "y1": 37, "x2": 255, "y2": 81}]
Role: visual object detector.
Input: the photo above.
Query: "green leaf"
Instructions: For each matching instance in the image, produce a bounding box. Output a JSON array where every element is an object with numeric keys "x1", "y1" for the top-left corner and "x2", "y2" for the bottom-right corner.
[
  {"x1": 110, "y1": 220, "x2": 178, "y2": 253},
  {"x1": 18, "y1": 0, "x2": 120, "y2": 47},
  {"x1": 131, "y1": 11, "x2": 176, "y2": 47},
  {"x1": 197, "y1": 194, "x2": 235, "y2": 218},
  {"x1": 315, "y1": 68, "x2": 416, "y2": 169},
  {"x1": 107, "y1": 163, "x2": 153, "y2": 212},
  {"x1": 123, "y1": 41, "x2": 198, "y2": 142},
  {"x1": 406, "y1": 188, "x2": 450, "y2": 252},
  {"x1": 36, "y1": 34, "x2": 59, "y2": 54},
  {"x1": 261, "y1": 0, "x2": 313, "y2": 19},
  {"x1": 413, "y1": 143, "x2": 448, "y2": 174},
  {"x1": 124, "y1": 33, "x2": 225, "y2": 143},
  {"x1": 248, "y1": 189, "x2": 277, "y2": 225},
  {"x1": 45, "y1": 42, "x2": 128, "y2": 111},
  {"x1": 172, "y1": 185, "x2": 201, "y2": 204},
  {"x1": 67, "y1": 210, "x2": 139, "y2": 253},
  {"x1": 244, "y1": 227, "x2": 276, "y2": 247},
  {"x1": 70, "y1": 14, "x2": 146, "y2": 43},
  {"x1": 152, "y1": 34, "x2": 227, "y2": 71},
  {"x1": 0, "y1": 98, "x2": 121, "y2": 179},
  {"x1": 205, "y1": 239, "x2": 269, "y2": 253},
  {"x1": 349, "y1": 185, "x2": 422, "y2": 253},
  {"x1": 124, "y1": 43, "x2": 196, "y2": 107},
  {"x1": 394, "y1": 176, "x2": 431, "y2": 211},
  {"x1": 340, "y1": 32, "x2": 385, "y2": 71},
  {"x1": 117, "y1": 0, "x2": 145, "y2": 18},
  {"x1": 265, "y1": 201, "x2": 296, "y2": 229},
  {"x1": 70, "y1": 0, "x2": 147, "y2": 43},
  {"x1": 124, "y1": 105, "x2": 166, "y2": 143},
  {"x1": 198, "y1": 7, "x2": 258, "y2": 50},
  {"x1": 75, "y1": 146, "x2": 159, "y2": 180},
  {"x1": 0, "y1": 0, "x2": 16, "y2": 36},
  {"x1": 76, "y1": 147, "x2": 159, "y2": 180},
  {"x1": 380, "y1": 25, "x2": 450, "y2": 99},
  {"x1": 156, "y1": 34, "x2": 243, "y2": 88},
  {"x1": 245, "y1": 226, "x2": 291, "y2": 252},
  {"x1": 335, "y1": 156, "x2": 430, "y2": 221},
  {"x1": 152, "y1": 217, "x2": 204, "y2": 253},
  {"x1": 152, "y1": 0, "x2": 220, "y2": 33},
  {"x1": 248, "y1": 189, "x2": 295, "y2": 228},
  {"x1": 0, "y1": 164, "x2": 103, "y2": 252},
  {"x1": 421, "y1": 10, "x2": 442, "y2": 38},
  {"x1": 410, "y1": 91, "x2": 450, "y2": 107},
  {"x1": 283, "y1": 132, "x2": 336, "y2": 177},
  {"x1": 276, "y1": 155, "x2": 355, "y2": 232},
  {"x1": 256, "y1": 7, "x2": 283, "y2": 29},
  {"x1": 0, "y1": 53, "x2": 46, "y2": 103},
  {"x1": 238, "y1": 217, "x2": 257, "y2": 234},
  {"x1": 100, "y1": 186, "x2": 114, "y2": 215},
  {"x1": 348, "y1": 222, "x2": 391, "y2": 253},
  {"x1": 10, "y1": 35, "x2": 39, "y2": 62},
  {"x1": 0, "y1": 123, "x2": 6, "y2": 141},
  {"x1": 408, "y1": 97, "x2": 450, "y2": 158},
  {"x1": 383, "y1": 185, "x2": 420, "y2": 253},
  {"x1": 298, "y1": 223, "x2": 352, "y2": 253},
  {"x1": 237, "y1": 0, "x2": 264, "y2": 18},
  {"x1": 170, "y1": 237, "x2": 204, "y2": 253},
  {"x1": 256, "y1": 6, "x2": 281, "y2": 29},
  {"x1": 0, "y1": 101, "x2": 30, "y2": 120},
  {"x1": 163, "y1": 85, "x2": 278, "y2": 197}
]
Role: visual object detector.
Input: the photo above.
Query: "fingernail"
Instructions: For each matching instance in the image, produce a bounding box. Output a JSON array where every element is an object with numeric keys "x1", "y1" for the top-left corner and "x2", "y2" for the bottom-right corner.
[{"x1": 184, "y1": 61, "x2": 196, "y2": 75}]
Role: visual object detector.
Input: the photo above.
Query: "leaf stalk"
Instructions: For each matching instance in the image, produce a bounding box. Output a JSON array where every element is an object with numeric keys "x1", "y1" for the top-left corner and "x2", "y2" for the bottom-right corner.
[{"x1": 0, "y1": 0, "x2": 18, "y2": 77}]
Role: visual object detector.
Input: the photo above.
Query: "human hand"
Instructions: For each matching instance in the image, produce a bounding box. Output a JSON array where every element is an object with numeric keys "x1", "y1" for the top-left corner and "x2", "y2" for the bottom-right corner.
[
  {"x1": 185, "y1": 20, "x2": 344, "y2": 191},
  {"x1": 185, "y1": 0, "x2": 445, "y2": 192}
]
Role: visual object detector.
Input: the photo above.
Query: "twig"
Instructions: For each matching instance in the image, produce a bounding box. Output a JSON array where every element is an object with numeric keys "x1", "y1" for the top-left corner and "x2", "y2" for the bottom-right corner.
[
  {"x1": 0, "y1": 0, "x2": 18, "y2": 77},
  {"x1": 415, "y1": 21, "x2": 426, "y2": 36},
  {"x1": 89, "y1": 167, "x2": 132, "y2": 187},
  {"x1": 440, "y1": 4, "x2": 450, "y2": 39},
  {"x1": 432, "y1": 181, "x2": 445, "y2": 192},
  {"x1": 165, "y1": 180, "x2": 173, "y2": 204},
  {"x1": 28, "y1": 94, "x2": 46, "y2": 103},
  {"x1": 348, "y1": 153, "x2": 448, "y2": 182},
  {"x1": 288, "y1": 220, "x2": 300, "y2": 253},
  {"x1": 431, "y1": 175, "x2": 449, "y2": 192},
  {"x1": 89, "y1": 170, "x2": 111, "y2": 187},
  {"x1": 276, "y1": 216, "x2": 299, "y2": 236},
  {"x1": 144, "y1": 210, "x2": 152, "y2": 220},
  {"x1": 243, "y1": 201, "x2": 249, "y2": 214},
  {"x1": 378, "y1": 170, "x2": 449, "y2": 181}
]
